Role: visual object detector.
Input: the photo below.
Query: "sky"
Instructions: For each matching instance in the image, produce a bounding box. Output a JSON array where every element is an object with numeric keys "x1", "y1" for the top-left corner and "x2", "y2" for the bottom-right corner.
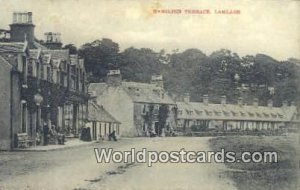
[{"x1": 0, "y1": 0, "x2": 299, "y2": 60}]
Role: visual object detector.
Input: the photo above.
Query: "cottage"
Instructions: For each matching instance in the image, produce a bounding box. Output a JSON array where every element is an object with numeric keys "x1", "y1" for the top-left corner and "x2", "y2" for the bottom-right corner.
[
  {"x1": 86, "y1": 101, "x2": 121, "y2": 140},
  {"x1": 89, "y1": 70, "x2": 176, "y2": 137},
  {"x1": 176, "y1": 94, "x2": 298, "y2": 132}
]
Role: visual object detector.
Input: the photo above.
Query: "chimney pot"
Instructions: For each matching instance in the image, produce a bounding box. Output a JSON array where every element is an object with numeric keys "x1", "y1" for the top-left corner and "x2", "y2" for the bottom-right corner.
[
  {"x1": 267, "y1": 99, "x2": 273, "y2": 108},
  {"x1": 10, "y1": 12, "x2": 35, "y2": 47},
  {"x1": 203, "y1": 95, "x2": 209, "y2": 105},
  {"x1": 221, "y1": 95, "x2": 226, "y2": 105},
  {"x1": 238, "y1": 97, "x2": 243, "y2": 106},
  {"x1": 183, "y1": 93, "x2": 190, "y2": 103},
  {"x1": 291, "y1": 101, "x2": 295, "y2": 107},
  {"x1": 253, "y1": 98, "x2": 259, "y2": 107},
  {"x1": 282, "y1": 100, "x2": 288, "y2": 108},
  {"x1": 151, "y1": 75, "x2": 164, "y2": 88},
  {"x1": 107, "y1": 69, "x2": 122, "y2": 86}
]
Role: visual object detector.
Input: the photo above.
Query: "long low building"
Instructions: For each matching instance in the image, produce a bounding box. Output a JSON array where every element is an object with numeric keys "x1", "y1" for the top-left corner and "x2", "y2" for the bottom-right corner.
[
  {"x1": 86, "y1": 101, "x2": 121, "y2": 140},
  {"x1": 176, "y1": 95, "x2": 299, "y2": 131}
]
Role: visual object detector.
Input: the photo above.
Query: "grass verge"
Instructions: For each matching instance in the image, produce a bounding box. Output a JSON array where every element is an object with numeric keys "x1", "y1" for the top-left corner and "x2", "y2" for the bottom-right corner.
[{"x1": 209, "y1": 135, "x2": 299, "y2": 190}]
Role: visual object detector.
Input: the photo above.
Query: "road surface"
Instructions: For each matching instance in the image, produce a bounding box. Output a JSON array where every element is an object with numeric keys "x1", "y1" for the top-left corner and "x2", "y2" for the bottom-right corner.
[{"x1": 0, "y1": 137, "x2": 236, "y2": 190}]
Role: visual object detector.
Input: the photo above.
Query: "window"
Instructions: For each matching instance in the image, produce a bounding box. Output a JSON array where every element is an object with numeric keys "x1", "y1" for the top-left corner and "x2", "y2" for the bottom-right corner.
[
  {"x1": 47, "y1": 66, "x2": 51, "y2": 81},
  {"x1": 142, "y1": 105, "x2": 147, "y2": 114},
  {"x1": 28, "y1": 60, "x2": 33, "y2": 76},
  {"x1": 40, "y1": 64, "x2": 44, "y2": 79},
  {"x1": 60, "y1": 73, "x2": 65, "y2": 86},
  {"x1": 153, "y1": 105, "x2": 159, "y2": 115},
  {"x1": 56, "y1": 71, "x2": 60, "y2": 84},
  {"x1": 36, "y1": 61, "x2": 40, "y2": 79},
  {"x1": 82, "y1": 72, "x2": 85, "y2": 92},
  {"x1": 21, "y1": 101, "x2": 27, "y2": 133},
  {"x1": 64, "y1": 75, "x2": 68, "y2": 87},
  {"x1": 22, "y1": 56, "x2": 28, "y2": 85},
  {"x1": 71, "y1": 76, "x2": 76, "y2": 90}
]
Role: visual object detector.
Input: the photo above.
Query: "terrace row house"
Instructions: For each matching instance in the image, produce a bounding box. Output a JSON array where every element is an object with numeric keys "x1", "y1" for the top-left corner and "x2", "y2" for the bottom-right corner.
[
  {"x1": 176, "y1": 94, "x2": 299, "y2": 132},
  {"x1": 0, "y1": 12, "x2": 88, "y2": 150},
  {"x1": 89, "y1": 70, "x2": 177, "y2": 137}
]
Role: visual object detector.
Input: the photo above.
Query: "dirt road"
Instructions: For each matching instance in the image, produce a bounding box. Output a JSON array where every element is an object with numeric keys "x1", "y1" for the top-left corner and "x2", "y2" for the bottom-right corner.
[{"x1": 0, "y1": 137, "x2": 236, "y2": 190}]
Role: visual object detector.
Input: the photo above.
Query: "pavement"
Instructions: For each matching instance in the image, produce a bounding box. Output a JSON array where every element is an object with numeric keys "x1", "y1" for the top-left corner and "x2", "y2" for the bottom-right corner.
[{"x1": 13, "y1": 138, "x2": 97, "y2": 152}]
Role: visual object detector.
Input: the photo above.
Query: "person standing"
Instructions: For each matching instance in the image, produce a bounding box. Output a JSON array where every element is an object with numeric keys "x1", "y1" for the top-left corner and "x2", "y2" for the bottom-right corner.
[{"x1": 43, "y1": 122, "x2": 49, "y2": 146}]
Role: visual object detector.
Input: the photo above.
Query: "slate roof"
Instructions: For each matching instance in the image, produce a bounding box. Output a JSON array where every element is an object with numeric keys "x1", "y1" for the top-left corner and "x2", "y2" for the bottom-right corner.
[
  {"x1": 89, "y1": 82, "x2": 175, "y2": 105},
  {"x1": 0, "y1": 54, "x2": 13, "y2": 69},
  {"x1": 41, "y1": 49, "x2": 69, "y2": 61},
  {"x1": 122, "y1": 82, "x2": 174, "y2": 104},
  {"x1": 0, "y1": 42, "x2": 26, "y2": 53},
  {"x1": 176, "y1": 101, "x2": 297, "y2": 122},
  {"x1": 88, "y1": 101, "x2": 121, "y2": 123}
]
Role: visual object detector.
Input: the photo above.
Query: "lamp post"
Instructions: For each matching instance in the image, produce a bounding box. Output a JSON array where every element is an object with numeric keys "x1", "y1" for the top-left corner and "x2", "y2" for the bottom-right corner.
[{"x1": 33, "y1": 93, "x2": 43, "y2": 147}]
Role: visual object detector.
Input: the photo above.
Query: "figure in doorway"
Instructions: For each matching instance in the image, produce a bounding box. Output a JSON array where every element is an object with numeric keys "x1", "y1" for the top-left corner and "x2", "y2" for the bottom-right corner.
[{"x1": 108, "y1": 130, "x2": 117, "y2": 141}]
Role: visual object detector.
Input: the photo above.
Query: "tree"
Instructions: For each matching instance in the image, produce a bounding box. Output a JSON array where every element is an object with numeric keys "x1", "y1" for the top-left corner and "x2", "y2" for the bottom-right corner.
[
  {"x1": 158, "y1": 104, "x2": 169, "y2": 135},
  {"x1": 78, "y1": 38, "x2": 120, "y2": 82},
  {"x1": 119, "y1": 47, "x2": 164, "y2": 83},
  {"x1": 63, "y1": 44, "x2": 78, "y2": 54}
]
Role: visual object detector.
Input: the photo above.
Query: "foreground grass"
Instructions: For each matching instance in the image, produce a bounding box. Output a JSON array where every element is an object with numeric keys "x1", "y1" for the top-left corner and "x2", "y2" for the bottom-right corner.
[{"x1": 209, "y1": 135, "x2": 299, "y2": 190}]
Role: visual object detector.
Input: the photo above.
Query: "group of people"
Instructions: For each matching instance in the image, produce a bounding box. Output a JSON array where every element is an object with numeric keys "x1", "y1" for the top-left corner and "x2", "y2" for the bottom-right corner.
[{"x1": 36, "y1": 122, "x2": 65, "y2": 146}]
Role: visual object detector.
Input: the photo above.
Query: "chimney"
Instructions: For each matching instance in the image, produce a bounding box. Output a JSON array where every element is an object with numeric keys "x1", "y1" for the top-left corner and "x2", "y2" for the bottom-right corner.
[
  {"x1": 10, "y1": 12, "x2": 35, "y2": 48},
  {"x1": 267, "y1": 99, "x2": 273, "y2": 108},
  {"x1": 291, "y1": 101, "x2": 295, "y2": 107},
  {"x1": 43, "y1": 32, "x2": 63, "y2": 49},
  {"x1": 253, "y1": 98, "x2": 259, "y2": 107},
  {"x1": 151, "y1": 75, "x2": 164, "y2": 88},
  {"x1": 106, "y1": 70, "x2": 122, "y2": 86},
  {"x1": 237, "y1": 97, "x2": 243, "y2": 106},
  {"x1": 282, "y1": 100, "x2": 288, "y2": 108},
  {"x1": 183, "y1": 93, "x2": 190, "y2": 103},
  {"x1": 203, "y1": 95, "x2": 209, "y2": 105},
  {"x1": 221, "y1": 95, "x2": 226, "y2": 105}
]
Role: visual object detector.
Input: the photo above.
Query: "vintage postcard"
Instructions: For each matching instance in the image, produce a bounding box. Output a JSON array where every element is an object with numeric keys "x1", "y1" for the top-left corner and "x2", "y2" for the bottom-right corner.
[{"x1": 0, "y1": 0, "x2": 299, "y2": 190}]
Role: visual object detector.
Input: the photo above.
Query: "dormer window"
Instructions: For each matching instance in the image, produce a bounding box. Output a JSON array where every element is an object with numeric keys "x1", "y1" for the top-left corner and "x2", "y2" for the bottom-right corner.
[
  {"x1": 223, "y1": 110, "x2": 230, "y2": 116},
  {"x1": 248, "y1": 112, "x2": 254, "y2": 117},
  {"x1": 178, "y1": 110, "x2": 183, "y2": 115},
  {"x1": 240, "y1": 111, "x2": 246, "y2": 116},
  {"x1": 214, "y1": 110, "x2": 222, "y2": 116},
  {"x1": 231, "y1": 111, "x2": 238, "y2": 116},
  {"x1": 277, "y1": 113, "x2": 284, "y2": 118},
  {"x1": 271, "y1": 113, "x2": 277, "y2": 118},
  {"x1": 195, "y1": 110, "x2": 202, "y2": 115},
  {"x1": 205, "y1": 110, "x2": 212, "y2": 116}
]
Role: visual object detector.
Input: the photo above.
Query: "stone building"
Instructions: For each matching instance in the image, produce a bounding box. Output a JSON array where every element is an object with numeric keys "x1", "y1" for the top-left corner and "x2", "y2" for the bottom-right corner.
[
  {"x1": 176, "y1": 94, "x2": 299, "y2": 132},
  {"x1": 89, "y1": 70, "x2": 176, "y2": 137},
  {"x1": 0, "y1": 12, "x2": 88, "y2": 150}
]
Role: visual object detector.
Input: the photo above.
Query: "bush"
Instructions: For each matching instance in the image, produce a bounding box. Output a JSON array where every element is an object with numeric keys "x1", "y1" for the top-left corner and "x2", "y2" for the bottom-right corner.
[{"x1": 191, "y1": 125, "x2": 208, "y2": 132}]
